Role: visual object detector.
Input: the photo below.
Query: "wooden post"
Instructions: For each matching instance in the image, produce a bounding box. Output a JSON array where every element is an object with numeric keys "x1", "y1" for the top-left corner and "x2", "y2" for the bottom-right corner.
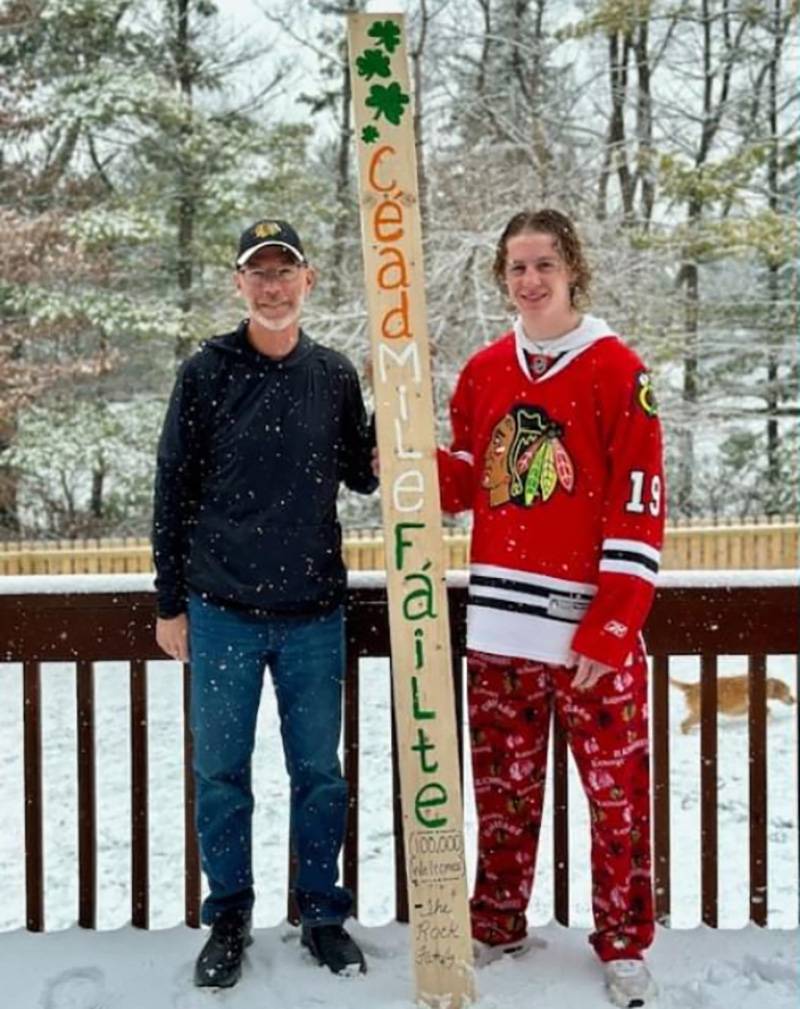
[{"x1": 347, "y1": 13, "x2": 474, "y2": 1006}]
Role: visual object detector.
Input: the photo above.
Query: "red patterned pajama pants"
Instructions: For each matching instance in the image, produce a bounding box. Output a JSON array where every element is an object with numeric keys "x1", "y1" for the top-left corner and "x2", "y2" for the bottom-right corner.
[{"x1": 467, "y1": 648, "x2": 654, "y2": 962}]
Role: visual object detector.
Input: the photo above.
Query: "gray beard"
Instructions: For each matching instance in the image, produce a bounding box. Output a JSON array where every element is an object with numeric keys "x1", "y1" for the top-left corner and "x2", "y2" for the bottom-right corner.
[{"x1": 253, "y1": 310, "x2": 299, "y2": 331}]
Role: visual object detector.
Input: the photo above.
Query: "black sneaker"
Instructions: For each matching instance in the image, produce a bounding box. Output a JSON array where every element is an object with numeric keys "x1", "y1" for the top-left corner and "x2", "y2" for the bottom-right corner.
[
  {"x1": 194, "y1": 909, "x2": 253, "y2": 988},
  {"x1": 301, "y1": 923, "x2": 367, "y2": 976}
]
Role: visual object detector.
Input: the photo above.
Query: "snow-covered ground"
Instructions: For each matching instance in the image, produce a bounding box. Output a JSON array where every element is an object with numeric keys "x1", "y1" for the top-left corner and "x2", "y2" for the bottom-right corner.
[
  {"x1": 3, "y1": 918, "x2": 797, "y2": 1009},
  {"x1": 0, "y1": 648, "x2": 797, "y2": 1007}
]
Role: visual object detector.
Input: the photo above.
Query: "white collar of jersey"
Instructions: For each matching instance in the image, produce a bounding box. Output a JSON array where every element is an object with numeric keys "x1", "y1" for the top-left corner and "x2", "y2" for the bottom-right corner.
[{"x1": 514, "y1": 314, "x2": 617, "y2": 383}]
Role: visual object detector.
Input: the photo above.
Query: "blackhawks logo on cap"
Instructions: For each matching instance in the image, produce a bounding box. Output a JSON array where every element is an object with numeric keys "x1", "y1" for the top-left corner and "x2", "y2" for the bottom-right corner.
[
  {"x1": 254, "y1": 221, "x2": 282, "y2": 238},
  {"x1": 482, "y1": 404, "x2": 574, "y2": 509}
]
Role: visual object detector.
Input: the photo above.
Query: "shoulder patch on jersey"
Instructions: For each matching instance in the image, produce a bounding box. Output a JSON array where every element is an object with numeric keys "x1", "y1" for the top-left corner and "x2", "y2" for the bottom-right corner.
[
  {"x1": 482, "y1": 404, "x2": 575, "y2": 509},
  {"x1": 634, "y1": 370, "x2": 658, "y2": 417}
]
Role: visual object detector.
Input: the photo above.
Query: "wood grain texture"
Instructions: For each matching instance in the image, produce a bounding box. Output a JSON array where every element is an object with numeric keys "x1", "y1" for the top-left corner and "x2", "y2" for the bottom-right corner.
[{"x1": 348, "y1": 13, "x2": 474, "y2": 1005}]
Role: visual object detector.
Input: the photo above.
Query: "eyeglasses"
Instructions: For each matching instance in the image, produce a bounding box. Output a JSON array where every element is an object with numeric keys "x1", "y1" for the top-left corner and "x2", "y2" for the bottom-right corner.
[{"x1": 239, "y1": 264, "x2": 305, "y2": 285}]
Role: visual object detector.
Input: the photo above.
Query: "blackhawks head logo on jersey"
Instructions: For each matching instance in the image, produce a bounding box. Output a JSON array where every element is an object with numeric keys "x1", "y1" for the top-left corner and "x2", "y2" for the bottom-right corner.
[{"x1": 482, "y1": 404, "x2": 575, "y2": 508}]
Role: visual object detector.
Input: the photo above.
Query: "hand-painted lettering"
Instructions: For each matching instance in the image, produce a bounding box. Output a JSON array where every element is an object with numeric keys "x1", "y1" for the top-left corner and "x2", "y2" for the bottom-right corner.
[
  {"x1": 393, "y1": 469, "x2": 425, "y2": 512},
  {"x1": 403, "y1": 561, "x2": 437, "y2": 620},
  {"x1": 368, "y1": 144, "x2": 397, "y2": 193},
  {"x1": 377, "y1": 246, "x2": 410, "y2": 290},
  {"x1": 414, "y1": 782, "x2": 448, "y2": 829},
  {"x1": 380, "y1": 289, "x2": 411, "y2": 339},
  {"x1": 412, "y1": 675, "x2": 435, "y2": 719},
  {"x1": 374, "y1": 198, "x2": 404, "y2": 243},
  {"x1": 414, "y1": 628, "x2": 425, "y2": 669},
  {"x1": 377, "y1": 341, "x2": 421, "y2": 383},
  {"x1": 393, "y1": 417, "x2": 422, "y2": 459},
  {"x1": 412, "y1": 727, "x2": 439, "y2": 772},
  {"x1": 395, "y1": 522, "x2": 425, "y2": 569}
]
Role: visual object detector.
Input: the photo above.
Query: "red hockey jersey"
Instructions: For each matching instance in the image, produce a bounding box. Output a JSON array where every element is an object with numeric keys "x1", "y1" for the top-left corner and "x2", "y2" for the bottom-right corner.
[{"x1": 438, "y1": 314, "x2": 665, "y2": 670}]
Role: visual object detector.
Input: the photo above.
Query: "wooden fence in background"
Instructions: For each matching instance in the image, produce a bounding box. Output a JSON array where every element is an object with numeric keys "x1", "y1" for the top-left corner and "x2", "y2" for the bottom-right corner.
[{"x1": 0, "y1": 516, "x2": 797, "y2": 575}]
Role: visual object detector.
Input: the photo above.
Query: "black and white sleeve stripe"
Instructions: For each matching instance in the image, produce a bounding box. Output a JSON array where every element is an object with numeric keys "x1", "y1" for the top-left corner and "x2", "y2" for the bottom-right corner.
[{"x1": 599, "y1": 538, "x2": 660, "y2": 584}]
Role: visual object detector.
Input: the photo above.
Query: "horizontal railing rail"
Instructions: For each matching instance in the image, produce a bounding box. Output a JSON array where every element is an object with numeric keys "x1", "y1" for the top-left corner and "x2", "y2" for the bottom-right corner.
[
  {"x1": 0, "y1": 571, "x2": 798, "y2": 932},
  {"x1": 0, "y1": 517, "x2": 798, "y2": 574}
]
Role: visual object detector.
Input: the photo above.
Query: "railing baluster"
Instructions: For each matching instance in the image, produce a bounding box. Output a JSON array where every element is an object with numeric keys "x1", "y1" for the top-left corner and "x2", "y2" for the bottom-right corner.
[
  {"x1": 651, "y1": 653, "x2": 670, "y2": 924},
  {"x1": 391, "y1": 691, "x2": 409, "y2": 924},
  {"x1": 23, "y1": 660, "x2": 44, "y2": 931},
  {"x1": 700, "y1": 654, "x2": 718, "y2": 927},
  {"x1": 748, "y1": 653, "x2": 768, "y2": 926},
  {"x1": 76, "y1": 659, "x2": 96, "y2": 929},
  {"x1": 343, "y1": 650, "x2": 360, "y2": 915},
  {"x1": 451, "y1": 651, "x2": 465, "y2": 783},
  {"x1": 287, "y1": 823, "x2": 300, "y2": 925},
  {"x1": 130, "y1": 659, "x2": 149, "y2": 928},
  {"x1": 183, "y1": 662, "x2": 201, "y2": 928},
  {"x1": 553, "y1": 713, "x2": 569, "y2": 926}
]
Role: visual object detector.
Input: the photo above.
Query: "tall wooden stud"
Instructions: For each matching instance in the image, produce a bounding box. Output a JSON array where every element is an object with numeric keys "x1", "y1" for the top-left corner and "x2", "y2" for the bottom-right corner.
[{"x1": 348, "y1": 13, "x2": 475, "y2": 1007}]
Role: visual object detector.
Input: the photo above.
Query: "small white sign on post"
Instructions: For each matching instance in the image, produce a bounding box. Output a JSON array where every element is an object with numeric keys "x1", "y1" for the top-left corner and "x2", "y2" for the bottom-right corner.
[{"x1": 347, "y1": 13, "x2": 475, "y2": 1008}]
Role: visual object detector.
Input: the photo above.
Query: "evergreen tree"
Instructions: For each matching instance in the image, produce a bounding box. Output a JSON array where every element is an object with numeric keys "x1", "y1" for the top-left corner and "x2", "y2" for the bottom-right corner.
[{"x1": 0, "y1": 0, "x2": 311, "y2": 531}]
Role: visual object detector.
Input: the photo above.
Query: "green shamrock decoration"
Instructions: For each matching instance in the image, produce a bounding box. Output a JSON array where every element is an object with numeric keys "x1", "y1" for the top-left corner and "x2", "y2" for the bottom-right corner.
[
  {"x1": 356, "y1": 48, "x2": 391, "y2": 80},
  {"x1": 366, "y1": 82, "x2": 410, "y2": 125},
  {"x1": 361, "y1": 125, "x2": 380, "y2": 144},
  {"x1": 367, "y1": 19, "x2": 401, "y2": 54}
]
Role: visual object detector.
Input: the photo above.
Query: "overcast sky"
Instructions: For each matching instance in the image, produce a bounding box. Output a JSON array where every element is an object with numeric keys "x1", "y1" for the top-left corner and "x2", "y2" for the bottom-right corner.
[{"x1": 225, "y1": 0, "x2": 407, "y2": 28}]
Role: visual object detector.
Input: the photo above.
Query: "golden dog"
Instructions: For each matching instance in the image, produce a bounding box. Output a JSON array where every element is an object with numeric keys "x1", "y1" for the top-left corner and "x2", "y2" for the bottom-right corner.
[{"x1": 670, "y1": 675, "x2": 796, "y2": 734}]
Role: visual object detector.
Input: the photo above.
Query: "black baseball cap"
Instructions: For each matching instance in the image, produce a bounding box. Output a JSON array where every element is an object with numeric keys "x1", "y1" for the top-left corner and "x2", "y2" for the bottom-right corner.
[{"x1": 236, "y1": 219, "x2": 305, "y2": 266}]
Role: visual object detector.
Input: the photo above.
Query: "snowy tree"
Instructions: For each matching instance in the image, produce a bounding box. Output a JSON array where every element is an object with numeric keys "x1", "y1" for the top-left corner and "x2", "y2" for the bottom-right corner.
[
  {"x1": 8, "y1": 397, "x2": 164, "y2": 536},
  {"x1": 0, "y1": 0, "x2": 314, "y2": 531},
  {"x1": 554, "y1": 0, "x2": 798, "y2": 518},
  {"x1": 3, "y1": 0, "x2": 797, "y2": 535}
]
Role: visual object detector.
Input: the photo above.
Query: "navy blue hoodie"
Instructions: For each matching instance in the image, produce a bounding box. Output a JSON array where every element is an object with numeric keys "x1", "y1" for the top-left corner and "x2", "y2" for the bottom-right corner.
[{"x1": 153, "y1": 323, "x2": 377, "y2": 618}]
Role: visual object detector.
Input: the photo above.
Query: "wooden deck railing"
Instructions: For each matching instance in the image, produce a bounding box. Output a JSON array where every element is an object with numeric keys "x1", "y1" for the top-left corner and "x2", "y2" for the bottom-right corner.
[
  {"x1": 1, "y1": 572, "x2": 798, "y2": 932},
  {"x1": 1, "y1": 516, "x2": 798, "y2": 574}
]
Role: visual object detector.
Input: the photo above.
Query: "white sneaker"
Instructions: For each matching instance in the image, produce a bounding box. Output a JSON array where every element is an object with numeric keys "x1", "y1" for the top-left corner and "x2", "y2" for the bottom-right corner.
[
  {"x1": 472, "y1": 934, "x2": 547, "y2": 968},
  {"x1": 604, "y1": 959, "x2": 658, "y2": 1008}
]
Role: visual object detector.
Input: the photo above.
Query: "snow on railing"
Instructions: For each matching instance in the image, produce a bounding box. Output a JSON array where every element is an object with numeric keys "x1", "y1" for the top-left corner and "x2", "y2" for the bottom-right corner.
[{"x1": 0, "y1": 567, "x2": 797, "y2": 595}]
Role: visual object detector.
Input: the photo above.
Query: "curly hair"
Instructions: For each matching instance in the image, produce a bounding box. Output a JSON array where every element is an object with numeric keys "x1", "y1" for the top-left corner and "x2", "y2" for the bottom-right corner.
[{"x1": 492, "y1": 209, "x2": 592, "y2": 309}]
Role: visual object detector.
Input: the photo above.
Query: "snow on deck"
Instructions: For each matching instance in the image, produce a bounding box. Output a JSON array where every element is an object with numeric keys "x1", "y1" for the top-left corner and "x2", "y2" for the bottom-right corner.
[{"x1": 3, "y1": 920, "x2": 796, "y2": 1009}]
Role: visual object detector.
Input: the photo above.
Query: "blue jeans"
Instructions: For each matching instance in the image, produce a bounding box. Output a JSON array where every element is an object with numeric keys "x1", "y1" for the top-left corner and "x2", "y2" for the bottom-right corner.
[{"x1": 187, "y1": 593, "x2": 352, "y2": 926}]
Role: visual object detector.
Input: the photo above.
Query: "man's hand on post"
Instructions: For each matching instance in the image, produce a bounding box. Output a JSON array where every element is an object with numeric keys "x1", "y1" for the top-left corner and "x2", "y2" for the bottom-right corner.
[{"x1": 156, "y1": 613, "x2": 190, "y2": 663}]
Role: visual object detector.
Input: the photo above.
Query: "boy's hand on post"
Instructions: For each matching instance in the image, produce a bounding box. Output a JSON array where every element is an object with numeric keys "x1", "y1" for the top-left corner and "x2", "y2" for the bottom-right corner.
[{"x1": 156, "y1": 613, "x2": 190, "y2": 663}]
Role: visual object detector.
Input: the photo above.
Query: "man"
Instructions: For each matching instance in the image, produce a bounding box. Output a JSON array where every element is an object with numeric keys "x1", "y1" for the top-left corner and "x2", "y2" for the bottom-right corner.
[{"x1": 152, "y1": 219, "x2": 378, "y2": 988}]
